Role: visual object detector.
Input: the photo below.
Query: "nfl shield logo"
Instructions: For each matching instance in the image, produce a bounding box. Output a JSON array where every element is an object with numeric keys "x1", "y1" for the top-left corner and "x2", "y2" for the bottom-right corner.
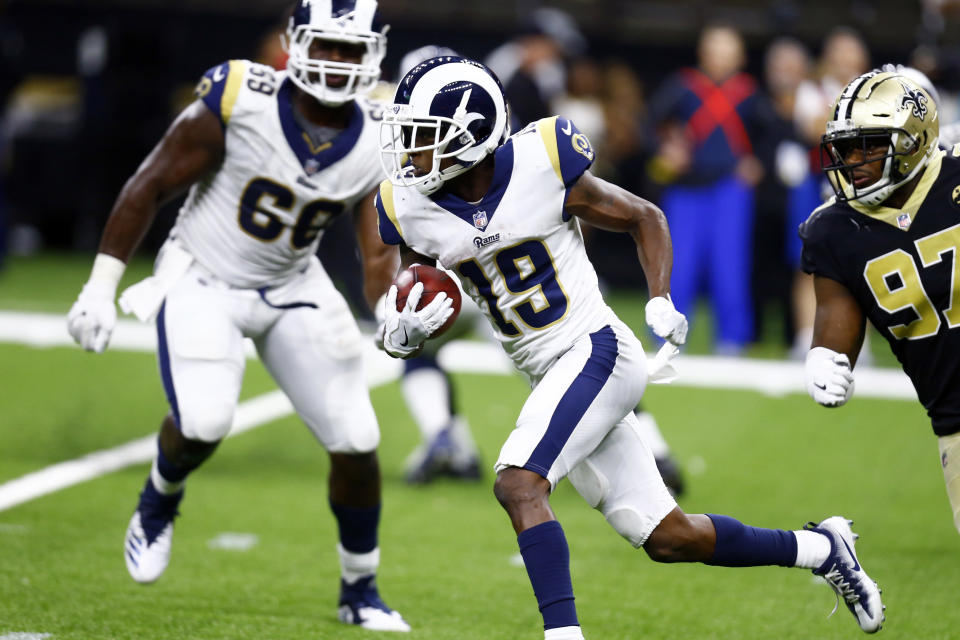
[
  {"x1": 897, "y1": 213, "x2": 911, "y2": 229},
  {"x1": 305, "y1": 158, "x2": 320, "y2": 175},
  {"x1": 473, "y1": 209, "x2": 488, "y2": 229}
]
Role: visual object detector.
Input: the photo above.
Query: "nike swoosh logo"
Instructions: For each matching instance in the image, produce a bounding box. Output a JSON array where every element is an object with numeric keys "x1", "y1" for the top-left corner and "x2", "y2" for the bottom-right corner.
[
  {"x1": 213, "y1": 65, "x2": 226, "y2": 82},
  {"x1": 814, "y1": 383, "x2": 826, "y2": 390},
  {"x1": 840, "y1": 536, "x2": 861, "y2": 571},
  {"x1": 400, "y1": 326, "x2": 409, "y2": 347},
  {"x1": 561, "y1": 120, "x2": 572, "y2": 135}
]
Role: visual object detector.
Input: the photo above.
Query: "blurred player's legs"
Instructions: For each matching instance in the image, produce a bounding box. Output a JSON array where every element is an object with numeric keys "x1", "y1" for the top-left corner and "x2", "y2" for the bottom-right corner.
[
  {"x1": 397, "y1": 287, "x2": 484, "y2": 485},
  {"x1": 401, "y1": 355, "x2": 482, "y2": 483},
  {"x1": 255, "y1": 262, "x2": 408, "y2": 631},
  {"x1": 125, "y1": 265, "x2": 409, "y2": 630},
  {"x1": 126, "y1": 273, "x2": 245, "y2": 584},
  {"x1": 633, "y1": 406, "x2": 685, "y2": 498}
]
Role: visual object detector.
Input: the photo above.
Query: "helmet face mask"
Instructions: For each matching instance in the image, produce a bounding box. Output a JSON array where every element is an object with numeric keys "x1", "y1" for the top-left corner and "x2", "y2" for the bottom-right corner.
[
  {"x1": 283, "y1": 0, "x2": 387, "y2": 106},
  {"x1": 821, "y1": 127, "x2": 915, "y2": 203},
  {"x1": 380, "y1": 57, "x2": 509, "y2": 195},
  {"x1": 821, "y1": 70, "x2": 939, "y2": 206}
]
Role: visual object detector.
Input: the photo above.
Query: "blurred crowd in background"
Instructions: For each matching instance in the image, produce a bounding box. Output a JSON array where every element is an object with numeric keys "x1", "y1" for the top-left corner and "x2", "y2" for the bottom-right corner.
[{"x1": 3, "y1": 0, "x2": 960, "y2": 356}]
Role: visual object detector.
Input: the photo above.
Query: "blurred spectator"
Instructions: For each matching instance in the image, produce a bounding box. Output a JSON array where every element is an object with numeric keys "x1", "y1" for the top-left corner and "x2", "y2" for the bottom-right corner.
[
  {"x1": 752, "y1": 38, "x2": 819, "y2": 354},
  {"x1": 552, "y1": 57, "x2": 606, "y2": 157},
  {"x1": 646, "y1": 24, "x2": 764, "y2": 354},
  {"x1": 795, "y1": 27, "x2": 870, "y2": 147},
  {"x1": 485, "y1": 7, "x2": 586, "y2": 128}
]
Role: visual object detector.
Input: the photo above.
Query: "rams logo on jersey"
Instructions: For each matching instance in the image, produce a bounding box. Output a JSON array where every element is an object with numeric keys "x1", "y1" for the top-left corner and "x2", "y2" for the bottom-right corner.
[
  {"x1": 195, "y1": 77, "x2": 213, "y2": 99},
  {"x1": 572, "y1": 133, "x2": 594, "y2": 161}
]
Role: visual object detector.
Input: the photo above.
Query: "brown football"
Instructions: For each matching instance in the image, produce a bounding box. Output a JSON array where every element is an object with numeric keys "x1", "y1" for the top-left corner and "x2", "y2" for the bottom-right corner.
[{"x1": 394, "y1": 264, "x2": 462, "y2": 338}]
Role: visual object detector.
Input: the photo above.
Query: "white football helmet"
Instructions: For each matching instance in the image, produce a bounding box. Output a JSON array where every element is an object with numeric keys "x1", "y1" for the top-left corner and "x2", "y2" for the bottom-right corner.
[
  {"x1": 283, "y1": 0, "x2": 388, "y2": 106},
  {"x1": 380, "y1": 56, "x2": 510, "y2": 195}
]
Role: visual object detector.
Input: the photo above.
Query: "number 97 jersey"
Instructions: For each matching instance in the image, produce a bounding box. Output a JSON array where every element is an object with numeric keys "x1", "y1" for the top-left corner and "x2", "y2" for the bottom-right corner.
[
  {"x1": 377, "y1": 116, "x2": 620, "y2": 380},
  {"x1": 800, "y1": 148, "x2": 960, "y2": 435},
  {"x1": 173, "y1": 59, "x2": 383, "y2": 288}
]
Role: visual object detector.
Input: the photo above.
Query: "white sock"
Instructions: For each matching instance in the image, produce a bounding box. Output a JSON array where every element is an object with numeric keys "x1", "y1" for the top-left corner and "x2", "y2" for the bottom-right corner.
[
  {"x1": 338, "y1": 544, "x2": 380, "y2": 584},
  {"x1": 402, "y1": 368, "x2": 452, "y2": 441},
  {"x1": 793, "y1": 529, "x2": 831, "y2": 569},
  {"x1": 634, "y1": 410, "x2": 670, "y2": 458},
  {"x1": 545, "y1": 626, "x2": 585, "y2": 640},
  {"x1": 150, "y1": 458, "x2": 184, "y2": 495},
  {"x1": 447, "y1": 416, "x2": 480, "y2": 466}
]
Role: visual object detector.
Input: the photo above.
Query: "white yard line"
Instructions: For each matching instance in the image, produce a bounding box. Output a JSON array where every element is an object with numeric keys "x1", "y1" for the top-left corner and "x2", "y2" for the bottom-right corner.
[{"x1": 0, "y1": 310, "x2": 917, "y2": 513}]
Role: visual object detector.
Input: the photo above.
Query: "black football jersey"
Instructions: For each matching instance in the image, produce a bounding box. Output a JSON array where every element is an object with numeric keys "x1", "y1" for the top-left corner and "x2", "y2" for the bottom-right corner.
[{"x1": 801, "y1": 151, "x2": 960, "y2": 436}]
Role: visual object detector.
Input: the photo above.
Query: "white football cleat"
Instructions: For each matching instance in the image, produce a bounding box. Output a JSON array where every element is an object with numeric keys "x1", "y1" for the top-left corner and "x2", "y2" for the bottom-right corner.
[
  {"x1": 124, "y1": 480, "x2": 182, "y2": 584},
  {"x1": 807, "y1": 516, "x2": 885, "y2": 633},
  {"x1": 338, "y1": 575, "x2": 411, "y2": 632}
]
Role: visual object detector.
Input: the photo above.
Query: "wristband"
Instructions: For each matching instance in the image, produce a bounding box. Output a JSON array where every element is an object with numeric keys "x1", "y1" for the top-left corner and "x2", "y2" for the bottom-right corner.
[{"x1": 88, "y1": 252, "x2": 127, "y2": 296}]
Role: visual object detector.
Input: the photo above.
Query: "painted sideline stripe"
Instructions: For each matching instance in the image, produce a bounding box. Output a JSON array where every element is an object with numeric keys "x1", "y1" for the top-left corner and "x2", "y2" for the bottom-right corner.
[
  {"x1": 0, "y1": 310, "x2": 917, "y2": 513},
  {"x1": 0, "y1": 310, "x2": 917, "y2": 399}
]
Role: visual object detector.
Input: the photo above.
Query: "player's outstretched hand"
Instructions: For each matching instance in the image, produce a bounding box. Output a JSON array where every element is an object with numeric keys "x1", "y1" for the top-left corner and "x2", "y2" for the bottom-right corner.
[
  {"x1": 645, "y1": 296, "x2": 688, "y2": 346},
  {"x1": 67, "y1": 282, "x2": 118, "y2": 353},
  {"x1": 805, "y1": 346, "x2": 854, "y2": 407},
  {"x1": 380, "y1": 282, "x2": 454, "y2": 359}
]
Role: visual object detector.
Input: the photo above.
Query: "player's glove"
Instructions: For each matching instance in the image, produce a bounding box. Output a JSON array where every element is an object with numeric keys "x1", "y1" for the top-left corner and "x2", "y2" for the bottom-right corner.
[
  {"x1": 380, "y1": 282, "x2": 454, "y2": 359},
  {"x1": 805, "y1": 346, "x2": 854, "y2": 407},
  {"x1": 645, "y1": 295, "x2": 688, "y2": 346},
  {"x1": 66, "y1": 253, "x2": 126, "y2": 353}
]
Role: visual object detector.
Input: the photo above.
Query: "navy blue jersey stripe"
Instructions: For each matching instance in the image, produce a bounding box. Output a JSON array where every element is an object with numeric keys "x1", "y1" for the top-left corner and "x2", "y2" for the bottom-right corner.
[
  {"x1": 156, "y1": 302, "x2": 181, "y2": 428},
  {"x1": 523, "y1": 325, "x2": 619, "y2": 477}
]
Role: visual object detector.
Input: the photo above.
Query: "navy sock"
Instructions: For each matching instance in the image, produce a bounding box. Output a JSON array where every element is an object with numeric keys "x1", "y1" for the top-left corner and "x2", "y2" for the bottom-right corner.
[
  {"x1": 330, "y1": 500, "x2": 380, "y2": 553},
  {"x1": 517, "y1": 520, "x2": 578, "y2": 630},
  {"x1": 156, "y1": 440, "x2": 190, "y2": 483},
  {"x1": 706, "y1": 514, "x2": 797, "y2": 567}
]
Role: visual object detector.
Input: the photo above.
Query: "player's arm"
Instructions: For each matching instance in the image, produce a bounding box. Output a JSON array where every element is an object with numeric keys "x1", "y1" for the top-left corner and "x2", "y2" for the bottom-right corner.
[
  {"x1": 101, "y1": 101, "x2": 225, "y2": 261},
  {"x1": 805, "y1": 275, "x2": 866, "y2": 407},
  {"x1": 354, "y1": 187, "x2": 400, "y2": 310},
  {"x1": 566, "y1": 170, "x2": 687, "y2": 345},
  {"x1": 399, "y1": 242, "x2": 436, "y2": 271},
  {"x1": 67, "y1": 101, "x2": 225, "y2": 352}
]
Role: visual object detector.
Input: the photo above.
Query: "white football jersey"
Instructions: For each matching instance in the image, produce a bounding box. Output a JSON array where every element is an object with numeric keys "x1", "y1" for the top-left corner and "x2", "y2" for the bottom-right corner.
[
  {"x1": 378, "y1": 116, "x2": 620, "y2": 379},
  {"x1": 172, "y1": 59, "x2": 383, "y2": 288}
]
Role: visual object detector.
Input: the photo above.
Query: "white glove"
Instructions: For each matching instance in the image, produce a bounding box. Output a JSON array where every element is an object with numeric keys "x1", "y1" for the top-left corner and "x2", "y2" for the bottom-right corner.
[
  {"x1": 645, "y1": 295, "x2": 688, "y2": 346},
  {"x1": 805, "y1": 346, "x2": 855, "y2": 407},
  {"x1": 66, "y1": 253, "x2": 125, "y2": 353},
  {"x1": 380, "y1": 282, "x2": 454, "y2": 358}
]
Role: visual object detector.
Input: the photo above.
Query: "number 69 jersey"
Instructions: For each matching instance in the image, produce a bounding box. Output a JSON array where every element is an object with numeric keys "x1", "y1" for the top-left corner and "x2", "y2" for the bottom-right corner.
[
  {"x1": 172, "y1": 59, "x2": 383, "y2": 288},
  {"x1": 377, "y1": 116, "x2": 621, "y2": 380},
  {"x1": 800, "y1": 148, "x2": 960, "y2": 435}
]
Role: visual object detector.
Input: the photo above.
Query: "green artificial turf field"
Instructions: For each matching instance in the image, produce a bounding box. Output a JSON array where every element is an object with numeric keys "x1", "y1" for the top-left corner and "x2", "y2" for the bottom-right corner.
[{"x1": 1, "y1": 254, "x2": 956, "y2": 639}]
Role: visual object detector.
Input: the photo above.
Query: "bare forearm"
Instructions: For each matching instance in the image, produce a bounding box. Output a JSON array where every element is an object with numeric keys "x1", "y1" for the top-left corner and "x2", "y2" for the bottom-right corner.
[
  {"x1": 98, "y1": 176, "x2": 163, "y2": 262},
  {"x1": 567, "y1": 172, "x2": 674, "y2": 298},
  {"x1": 632, "y1": 204, "x2": 672, "y2": 299},
  {"x1": 362, "y1": 248, "x2": 399, "y2": 310}
]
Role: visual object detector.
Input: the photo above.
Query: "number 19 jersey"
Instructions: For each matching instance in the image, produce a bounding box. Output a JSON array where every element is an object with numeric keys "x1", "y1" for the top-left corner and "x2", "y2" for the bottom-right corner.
[
  {"x1": 377, "y1": 117, "x2": 622, "y2": 380},
  {"x1": 172, "y1": 59, "x2": 383, "y2": 288}
]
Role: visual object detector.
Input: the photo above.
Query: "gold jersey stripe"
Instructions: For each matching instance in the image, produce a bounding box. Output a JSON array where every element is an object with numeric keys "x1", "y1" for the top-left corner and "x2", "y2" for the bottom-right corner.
[
  {"x1": 536, "y1": 116, "x2": 563, "y2": 182},
  {"x1": 221, "y1": 60, "x2": 247, "y2": 125},
  {"x1": 379, "y1": 179, "x2": 403, "y2": 240}
]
